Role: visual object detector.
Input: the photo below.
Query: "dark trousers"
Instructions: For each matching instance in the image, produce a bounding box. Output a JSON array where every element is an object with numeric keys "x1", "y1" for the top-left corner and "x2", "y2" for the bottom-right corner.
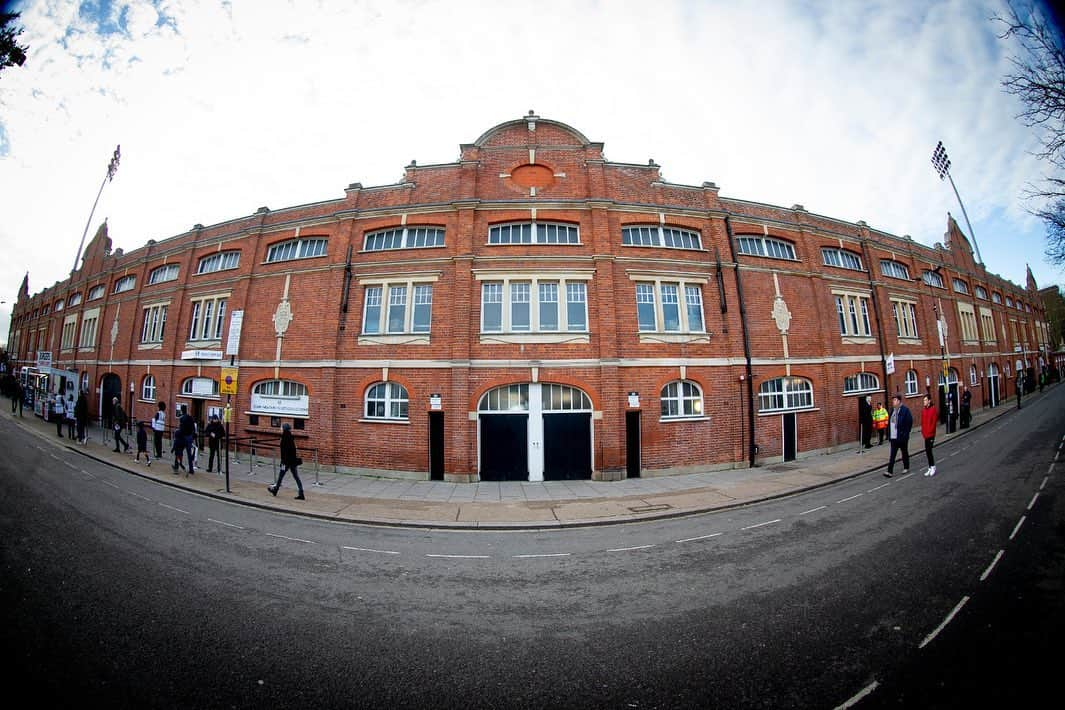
[
  {"x1": 208, "y1": 444, "x2": 221, "y2": 471},
  {"x1": 888, "y1": 438, "x2": 909, "y2": 473},
  {"x1": 175, "y1": 435, "x2": 195, "y2": 471},
  {"x1": 76, "y1": 421, "x2": 85, "y2": 442},
  {"x1": 66, "y1": 418, "x2": 75, "y2": 438},
  {"x1": 113, "y1": 426, "x2": 129, "y2": 451},
  {"x1": 924, "y1": 437, "x2": 935, "y2": 467},
  {"x1": 276, "y1": 463, "x2": 303, "y2": 493},
  {"x1": 960, "y1": 406, "x2": 971, "y2": 428},
  {"x1": 56, "y1": 414, "x2": 64, "y2": 437},
  {"x1": 877, "y1": 427, "x2": 886, "y2": 445},
  {"x1": 861, "y1": 422, "x2": 872, "y2": 448},
  {"x1": 153, "y1": 430, "x2": 164, "y2": 458}
]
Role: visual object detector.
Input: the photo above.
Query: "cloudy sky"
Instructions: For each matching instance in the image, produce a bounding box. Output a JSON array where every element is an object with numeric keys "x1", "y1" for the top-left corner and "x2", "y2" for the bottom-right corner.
[{"x1": 1, "y1": 0, "x2": 1063, "y2": 347}]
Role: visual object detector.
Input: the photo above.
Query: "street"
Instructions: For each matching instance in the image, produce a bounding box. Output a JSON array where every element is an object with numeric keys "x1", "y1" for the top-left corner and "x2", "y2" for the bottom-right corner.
[{"x1": 1, "y1": 387, "x2": 1062, "y2": 709}]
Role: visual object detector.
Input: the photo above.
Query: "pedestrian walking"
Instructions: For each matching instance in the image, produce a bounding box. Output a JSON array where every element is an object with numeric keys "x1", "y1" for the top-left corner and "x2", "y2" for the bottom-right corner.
[
  {"x1": 111, "y1": 397, "x2": 130, "y2": 453},
  {"x1": 135, "y1": 421, "x2": 151, "y2": 465},
  {"x1": 74, "y1": 391, "x2": 89, "y2": 444},
  {"x1": 267, "y1": 423, "x2": 305, "y2": 500},
  {"x1": 53, "y1": 393, "x2": 66, "y2": 437},
  {"x1": 884, "y1": 394, "x2": 912, "y2": 478},
  {"x1": 1016, "y1": 373, "x2": 1024, "y2": 409},
  {"x1": 151, "y1": 401, "x2": 166, "y2": 459},
  {"x1": 9, "y1": 380, "x2": 20, "y2": 414},
  {"x1": 14, "y1": 381, "x2": 23, "y2": 416},
  {"x1": 960, "y1": 385, "x2": 972, "y2": 429},
  {"x1": 172, "y1": 408, "x2": 197, "y2": 475},
  {"x1": 921, "y1": 394, "x2": 938, "y2": 477},
  {"x1": 204, "y1": 414, "x2": 225, "y2": 473},
  {"x1": 858, "y1": 395, "x2": 873, "y2": 451},
  {"x1": 873, "y1": 401, "x2": 889, "y2": 445},
  {"x1": 64, "y1": 394, "x2": 76, "y2": 439}
]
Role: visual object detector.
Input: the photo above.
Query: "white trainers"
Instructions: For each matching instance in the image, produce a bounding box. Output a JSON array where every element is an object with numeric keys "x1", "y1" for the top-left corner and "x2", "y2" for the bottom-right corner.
[{"x1": 928, "y1": 465, "x2": 936, "y2": 477}]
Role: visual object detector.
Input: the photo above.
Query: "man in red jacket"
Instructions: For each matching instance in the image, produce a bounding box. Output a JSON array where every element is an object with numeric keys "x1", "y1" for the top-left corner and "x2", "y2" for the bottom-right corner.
[{"x1": 921, "y1": 394, "x2": 939, "y2": 477}]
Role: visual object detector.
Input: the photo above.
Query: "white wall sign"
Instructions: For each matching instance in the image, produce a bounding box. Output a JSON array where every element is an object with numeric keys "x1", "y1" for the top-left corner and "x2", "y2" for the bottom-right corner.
[
  {"x1": 250, "y1": 393, "x2": 309, "y2": 417},
  {"x1": 226, "y1": 310, "x2": 244, "y2": 356},
  {"x1": 182, "y1": 349, "x2": 224, "y2": 360}
]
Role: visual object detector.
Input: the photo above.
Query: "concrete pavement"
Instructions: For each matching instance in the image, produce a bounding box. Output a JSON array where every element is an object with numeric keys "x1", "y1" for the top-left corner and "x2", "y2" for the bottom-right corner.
[{"x1": 7, "y1": 388, "x2": 1047, "y2": 528}]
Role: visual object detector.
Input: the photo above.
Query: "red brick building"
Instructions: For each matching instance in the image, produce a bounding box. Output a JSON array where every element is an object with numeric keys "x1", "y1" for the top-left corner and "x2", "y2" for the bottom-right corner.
[{"x1": 7, "y1": 114, "x2": 1054, "y2": 481}]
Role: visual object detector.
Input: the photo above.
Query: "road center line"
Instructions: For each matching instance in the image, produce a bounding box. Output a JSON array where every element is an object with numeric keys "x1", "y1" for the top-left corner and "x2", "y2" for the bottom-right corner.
[
  {"x1": 158, "y1": 502, "x2": 189, "y2": 514},
  {"x1": 1010, "y1": 515, "x2": 1026, "y2": 540},
  {"x1": 837, "y1": 494, "x2": 863, "y2": 504},
  {"x1": 208, "y1": 518, "x2": 245, "y2": 530},
  {"x1": 1027, "y1": 492, "x2": 1040, "y2": 511},
  {"x1": 125, "y1": 490, "x2": 152, "y2": 502},
  {"x1": 426, "y1": 553, "x2": 490, "y2": 559},
  {"x1": 867, "y1": 483, "x2": 890, "y2": 493},
  {"x1": 835, "y1": 680, "x2": 880, "y2": 710},
  {"x1": 675, "y1": 533, "x2": 723, "y2": 543},
  {"x1": 741, "y1": 519, "x2": 781, "y2": 531},
  {"x1": 607, "y1": 544, "x2": 655, "y2": 552},
  {"x1": 266, "y1": 532, "x2": 317, "y2": 545},
  {"x1": 1041, "y1": 476, "x2": 1050, "y2": 491},
  {"x1": 513, "y1": 552, "x2": 571, "y2": 558},
  {"x1": 343, "y1": 546, "x2": 400, "y2": 555},
  {"x1": 980, "y1": 550, "x2": 1005, "y2": 582},
  {"x1": 800, "y1": 505, "x2": 828, "y2": 516},
  {"x1": 918, "y1": 596, "x2": 970, "y2": 649}
]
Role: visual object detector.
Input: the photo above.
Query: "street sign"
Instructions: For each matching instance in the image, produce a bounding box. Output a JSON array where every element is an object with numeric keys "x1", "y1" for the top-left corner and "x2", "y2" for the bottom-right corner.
[
  {"x1": 220, "y1": 367, "x2": 238, "y2": 395},
  {"x1": 226, "y1": 310, "x2": 244, "y2": 356},
  {"x1": 885, "y1": 353, "x2": 895, "y2": 375}
]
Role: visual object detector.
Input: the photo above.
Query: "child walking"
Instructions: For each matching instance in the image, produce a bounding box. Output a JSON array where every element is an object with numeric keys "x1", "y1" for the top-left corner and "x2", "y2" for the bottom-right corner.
[{"x1": 135, "y1": 420, "x2": 152, "y2": 465}]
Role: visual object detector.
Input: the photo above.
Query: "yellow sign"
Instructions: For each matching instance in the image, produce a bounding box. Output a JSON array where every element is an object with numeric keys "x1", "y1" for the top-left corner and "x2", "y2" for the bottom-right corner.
[{"x1": 220, "y1": 367, "x2": 238, "y2": 395}]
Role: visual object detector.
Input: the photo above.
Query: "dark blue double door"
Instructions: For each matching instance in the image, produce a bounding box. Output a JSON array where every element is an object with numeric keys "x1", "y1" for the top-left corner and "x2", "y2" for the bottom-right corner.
[{"x1": 480, "y1": 413, "x2": 591, "y2": 481}]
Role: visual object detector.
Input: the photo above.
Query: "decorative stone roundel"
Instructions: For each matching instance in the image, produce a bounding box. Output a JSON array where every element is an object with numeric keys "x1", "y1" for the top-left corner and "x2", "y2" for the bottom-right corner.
[{"x1": 509, "y1": 164, "x2": 555, "y2": 189}]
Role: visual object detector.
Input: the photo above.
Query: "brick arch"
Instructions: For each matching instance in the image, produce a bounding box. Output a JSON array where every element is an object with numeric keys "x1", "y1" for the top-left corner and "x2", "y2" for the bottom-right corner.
[
  {"x1": 468, "y1": 378, "x2": 600, "y2": 412},
  {"x1": 249, "y1": 376, "x2": 312, "y2": 396}
]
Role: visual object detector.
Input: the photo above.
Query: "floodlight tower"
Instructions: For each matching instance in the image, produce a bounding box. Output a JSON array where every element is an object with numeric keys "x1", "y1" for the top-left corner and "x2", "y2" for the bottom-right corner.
[{"x1": 931, "y1": 141, "x2": 984, "y2": 266}]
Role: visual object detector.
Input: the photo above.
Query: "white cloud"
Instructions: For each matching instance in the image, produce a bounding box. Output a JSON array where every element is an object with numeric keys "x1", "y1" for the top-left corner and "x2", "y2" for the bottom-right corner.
[{"x1": 1, "y1": 0, "x2": 1062, "y2": 345}]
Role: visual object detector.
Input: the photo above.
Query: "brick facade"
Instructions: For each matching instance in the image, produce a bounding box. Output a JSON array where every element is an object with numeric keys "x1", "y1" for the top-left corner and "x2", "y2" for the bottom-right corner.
[{"x1": 8, "y1": 114, "x2": 1054, "y2": 482}]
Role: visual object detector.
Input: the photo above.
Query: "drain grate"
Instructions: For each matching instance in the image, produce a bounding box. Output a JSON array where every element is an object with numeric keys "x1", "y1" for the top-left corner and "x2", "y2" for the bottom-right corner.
[{"x1": 628, "y1": 503, "x2": 673, "y2": 513}]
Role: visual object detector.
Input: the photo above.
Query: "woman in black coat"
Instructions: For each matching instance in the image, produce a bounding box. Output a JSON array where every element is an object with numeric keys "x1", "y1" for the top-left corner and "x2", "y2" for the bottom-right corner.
[{"x1": 267, "y1": 423, "x2": 304, "y2": 500}]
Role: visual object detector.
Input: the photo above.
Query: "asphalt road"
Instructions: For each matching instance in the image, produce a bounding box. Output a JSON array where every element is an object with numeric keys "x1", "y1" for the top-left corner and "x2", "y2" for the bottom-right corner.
[{"x1": 1, "y1": 387, "x2": 1062, "y2": 709}]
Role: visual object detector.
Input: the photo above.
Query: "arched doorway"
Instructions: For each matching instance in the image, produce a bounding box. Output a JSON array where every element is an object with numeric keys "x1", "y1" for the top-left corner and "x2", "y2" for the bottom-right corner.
[
  {"x1": 988, "y1": 363, "x2": 1000, "y2": 407},
  {"x1": 100, "y1": 373, "x2": 121, "y2": 425},
  {"x1": 938, "y1": 368, "x2": 959, "y2": 427},
  {"x1": 477, "y1": 383, "x2": 593, "y2": 482}
]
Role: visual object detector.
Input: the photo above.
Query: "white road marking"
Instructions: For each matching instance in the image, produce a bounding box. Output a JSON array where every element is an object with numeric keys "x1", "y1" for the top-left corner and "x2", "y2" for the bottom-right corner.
[
  {"x1": 835, "y1": 680, "x2": 880, "y2": 710},
  {"x1": 1041, "y1": 476, "x2": 1050, "y2": 491},
  {"x1": 266, "y1": 532, "x2": 317, "y2": 545},
  {"x1": 1049, "y1": 464, "x2": 1056, "y2": 475},
  {"x1": 675, "y1": 533, "x2": 723, "y2": 543},
  {"x1": 980, "y1": 550, "x2": 1005, "y2": 582},
  {"x1": 867, "y1": 483, "x2": 890, "y2": 493},
  {"x1": 343, "y1": 546, "x2": 400, "y2": 555},
  {"x1": 837, "y1": 494, "x2": 863, "y2": 504},
  {"x1": 158, "y1": 503, "x2": 189, "y2": 514},
  {"x1": 949, "y1": 450, "x2": 960, "y2": 457},
  {"x1": 741, "y1": 519, "x2": 781, "y2": 531},
  {"x1": 208, "y1": 518, "x2": 245, "y2": 530},
  {"x1": 919, "y1": 596, "x2": 970, "y2": 649},
  {"x1": 1027, "y1": 493, "x2": 1040, "y2": 511},
  {"x1": 607, "y1": 544, "x2": 655, "y2": 552},
  {"x1": 800, "y1": 505, "x2": 828, "y2": 516},
  {"x1": 103, "y1": 481, "x2": 120, "y2": 489},
  {"x1": 513, "y1": 552, "x2": 571, "y2": 558},
  {"x1": 426, "y1": 553, "x2": 490, "y2": 559},
  {"x1": 125, "y1": 490, "x2": 152, "y2": 502},
  {"x1": 1010, "y1": 516, "x2": 1026, "y2": 540}
]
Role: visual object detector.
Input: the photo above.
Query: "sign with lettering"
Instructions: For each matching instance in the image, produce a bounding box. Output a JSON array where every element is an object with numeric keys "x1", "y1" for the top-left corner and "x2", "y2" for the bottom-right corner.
[
  {"x1": 220, "y1": 367, "x2": 238, "y2": 395},
  {"x1": 226, "y1": 310, "x2": 244, "y2": 356}
]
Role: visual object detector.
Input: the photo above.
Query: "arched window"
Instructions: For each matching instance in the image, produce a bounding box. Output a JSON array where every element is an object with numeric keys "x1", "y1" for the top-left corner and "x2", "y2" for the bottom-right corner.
[
  {"x1": 622, "y1": 225, "x2": 702, "y2": 250},
  {"x1": 181, "y1": 377, "x2": 219, "y2": 397},
  {"x1": 970, "y1": 365, "x2": 979, "y2": 386},
  {"x1": 843, "y1": 373, "x2": 879, "y2": 394},
  {"x1": 148, "y1": 264, "x2": 180, "y2": 284},
  {"x1": 251, "y1": 380, "x2": 309, "y2": 417},
  {"x1": 938, "y1": 368, "x2": 960, "y2": 387},
  {"x1": 266, "y1": 237, "x2": 328, "y2": 263},
  {"x1": 80, "y1": 371, "x2": 89, "y2": 394},
  {"x1": 758, "y1": 377, "x2": 814, "y2": 412},
  {"x1": 660, "y1": 380, "x2": 703, "y2": 419},
  {"x1": 365, "y1": 382, "x2": 409, "y2": 420},
  {"x1": 904, "y1": 369, "x2": 919, "y2": 396},
  {"x1": 197, "y1": 251, "x2": 241, "y2": 274},
  {"x1": 478, "y1": 384, "x2": 530, "y2": 412},
  {"x1": 141, "y1": 374, "x2": 156, "y2": 401},
  {"x1": 736, "y1": 235, "x2": 797, "y2": 260}
]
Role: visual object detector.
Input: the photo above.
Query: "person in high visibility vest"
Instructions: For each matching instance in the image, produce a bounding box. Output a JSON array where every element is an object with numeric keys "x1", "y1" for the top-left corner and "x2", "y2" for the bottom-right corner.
[{"x1": 872, "y1": 401, "x2": 889, "y2": 445}]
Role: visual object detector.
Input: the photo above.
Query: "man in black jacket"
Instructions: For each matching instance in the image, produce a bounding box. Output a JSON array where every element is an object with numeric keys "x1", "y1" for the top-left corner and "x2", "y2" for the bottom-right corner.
[
  {"x1": 111, "y1": 397, "x2": 130, "y2": 453},
  {"x1": 204, "y1": 414, "x2": 225, "y2": 473}
]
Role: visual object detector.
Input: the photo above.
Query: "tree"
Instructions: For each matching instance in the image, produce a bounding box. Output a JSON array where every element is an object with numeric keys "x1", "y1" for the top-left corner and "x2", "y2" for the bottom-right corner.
[
  {"x1": 0, "y1": 12, "x2": 28, "y2": 74},
  {"x1": 995, "y1": 3, "x2": 1065, "y2": 265}
]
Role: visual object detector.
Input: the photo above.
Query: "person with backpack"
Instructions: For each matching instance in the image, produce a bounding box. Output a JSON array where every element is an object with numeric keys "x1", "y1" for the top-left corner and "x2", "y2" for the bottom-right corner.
[{"x1": 111, "y1": 397, "x2": 130, "y2": 453}]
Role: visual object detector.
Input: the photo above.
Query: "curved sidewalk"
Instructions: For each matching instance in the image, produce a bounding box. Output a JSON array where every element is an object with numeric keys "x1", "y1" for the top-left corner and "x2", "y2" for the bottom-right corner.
[{"x1": 9, "y1": 392, "x2": 1039, "y2": 528}]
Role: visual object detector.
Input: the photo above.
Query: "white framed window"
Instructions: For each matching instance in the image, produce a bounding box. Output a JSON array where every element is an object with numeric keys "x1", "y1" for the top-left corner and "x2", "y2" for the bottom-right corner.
[
  {"x1": 361, "y1": 281, "x2": 433, "y2": 335},
  {"x1": 979, "y1": 308, "x2": 995, "y2": 343},
  {"x1": 952, "y1": 278, "x2": 969, "y2": 295},
  {"x1": 622, "y1": 225, "x2": 702, "y2": 250},
  {"x1": 970, "y1": 365, "x2": 979, "y2": 386},
  {"x1": 141, "y1": 304, "x2": 168, "y2": 343},
  {"x1": 844, "y1": 372, "x2": 880, "y2": 394},
  {"x1": 660, "y1": 380, "x2": 704, "y2": 419},
  {"x1": 88, "y1": 285, "x2": 105, "y2": 300},
  {"x1": 758, "y1": 377, "x2": 814, "y2": 412},
  {"x1": 61, "y1": 314, "x2": 78, "y2": 350},
  {"x1": 54, "y1": 299, "x2": 64, "y2": 311},
  {"x1": 479, "y1": 275, "x2": 589, "y2": 334},
  {"x1": 79, "y1": 308, "x2": 100, "y2": 348},
  {"x1": 891, "y1": 299, "x2": 920, "y2": 339},
  {"x1": 197, "y1": 251, "x2": 241, "y2": 274},
  {"x1": 635, "y1": 281, "x2": 706, "y2": 333},
  {"x1": 974, "y1": 285, "x2": 989, "y2": 300},
  {"x1": 181, "y1": 377, "x2": 219, "y2": 397},
  {"x1": 113, "y1": 275, "x2": 136, "y2": 294},
  {"x1": 148, "y1": 264, "x2": 180, "y2": 284},
  {"x1": 266, "y1": 237, "x2": 328, "y2": 263},
  {"x1": 41, "y1": 304, "x2": 50, "y2": 315},
  {"x1": 188, "y1": 295, "x2": 227, "y2": 341},
  {"x1": 68, "y1": 293, "x2": 82, "y2": 306},
  {"x1": 365, "y1": 382, "x2": 409, "y2": 420},
  {"x1": 880, "y1": 259, "x2": 911, "y2": 280},
  {"x1": 991, "y1": 291, "x2": 1002, "y2": 304},
  {"x1": 904, "y1": 369, "x2": 919, "y2": 396},
  {"x1": 1006, "y1": 296, "x2": 1014, "y2": 308},
  {"x1": 141, "y1": 375, "x2": 156, "y2": 402},
  {"x1": 489, "y1": 222, "x2": 579, "y2": 245},
  {"x1": 364, "y1": 226, "x2": 445, "y2": 251},
  {"x1": 80, "y1": 371, "x2": 89, "y2": 394},
  {"x1": 736, "y1": 235, "x2": 796, "y2": 260},
  {"x1": 833, "y1": 291, "x2": 873, "y2": 338},
  {"x1": 957, "y1": 303, "x2": 979, "y2": 342},
  {"x1": 252, "y1": 379, "x2": 309, "y2": 417},
  {"x1": 922, "y1": 270, "x2": 945, "y2": 288},
  {"x1": 821, "y1": 247, "x2": 863, "y2": 271}
]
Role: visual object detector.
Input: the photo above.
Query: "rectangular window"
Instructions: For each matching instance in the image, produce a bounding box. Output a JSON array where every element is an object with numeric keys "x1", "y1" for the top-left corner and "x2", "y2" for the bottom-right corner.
[
  {"x1": 482, "y1": 283, "x2": 503, "y2": 332},
  {"x1": 387, "y1": 286, "x2": 407, "y2": 333},
  {"x1": 566, "y1": 282, "x2": 587, "y2": 332},
  {"x1": 891, "y1": 300, "x2": 919, "y2": 339},
  {"x1": 636, "y1": 283, "x2": 657, "y2": 332},
  {"x1": 479, "y1": 276, "x2": 590, "y2": 334},
  {"x1": 140, "y1": 304, "x2": 168, "y2": 343},
  {"x1": 412, "y1": 285, "x2": 432, "y2": 333},
  {"x1": 362, "y1": 287, "x2": 382, "y2": 334},
  {"x1": 661, "y1": 284, "x2": 681, "y2": 332},
  {"x1": 510, "y1": 282, "x2": 531, "y2": 331},
  {"x1": 685, "y1": 286, "x2": 704, "y2": 332},
  {"x1": 362, "y1": 282, "x2": 433, "y2": 335},
  {"x1": 189, "y1": 296, "x2": 227, "y2": 341},
  {"x1": 79, "y1": 312, "x2": 99, "y2": 348},
  {"x1": 835, "y1": 293, "x2": 872, "y2": 337},
  {"x1": 539, "y1": 282, "x2": 559, "y2": 331}
]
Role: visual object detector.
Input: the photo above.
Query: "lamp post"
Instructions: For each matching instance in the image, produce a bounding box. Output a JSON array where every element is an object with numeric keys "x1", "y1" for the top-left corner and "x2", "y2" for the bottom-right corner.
[
  {"x1": 931, "y1": 141, "x2": 984, "y2": 266},
  {"x1": 917, "y1": 266, "x2": 952, "y2": 427}
]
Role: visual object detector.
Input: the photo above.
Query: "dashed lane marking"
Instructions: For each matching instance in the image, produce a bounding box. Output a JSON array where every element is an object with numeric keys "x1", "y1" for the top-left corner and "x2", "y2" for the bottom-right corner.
[
  {"x1": 919, "y1": 596, "x2": 970, "y2": 649},
  {"x1": 208, "y1": 518, "x2": 245, "y2": 530},
  {"x1": 1010, "y1": 516, "x2": 1026, "y2": 541},
  {"x1": 837, "y1": 494, "x2": 864, "y2": 504},
  {"x1": 1027, "y1": 493, "x2": 1040, "y2": 511},
  {"x1": 675, "y1": 533, "x2": 723, "y2": 543},
  {"x1": 343, "y1": 546, "x2": 400, "y2": 555},
  {"x1": 800, "y1": 505, "x2": 828, "y2": 516},
  {"x1": 158, "y1": 503, "x2": 190, "y2": 515},
  {"x1": 835, "y1": 680, "x2": 880, "y2": 710},
  {"x1": 513, "y1": 552, "x2": 571, "y2": 558},
  {"x1": 980, "y1": 550, "x2": 1005, "y2": 582},
  {"x1": 867, "y1": 483, "x2": 891, "y2": 493},
  {"x1": 1041, "y1": 476, "x2": 1050, "y2": 491},
  {"x1": 125, "y1": 490, "x2": 152, "y2": 502},
  {"x1": 426, "y1": 553, "x2": 490, "y2": 559},
  {"x1": 607, "y1": 544, "x2": 655, "y2": 552},
  {"x1": 266, "y1": 532, "x2": 317, "y2": 545},
  {"x1": 741, "y1": 519, "x2": 781, "y2": 531}
]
